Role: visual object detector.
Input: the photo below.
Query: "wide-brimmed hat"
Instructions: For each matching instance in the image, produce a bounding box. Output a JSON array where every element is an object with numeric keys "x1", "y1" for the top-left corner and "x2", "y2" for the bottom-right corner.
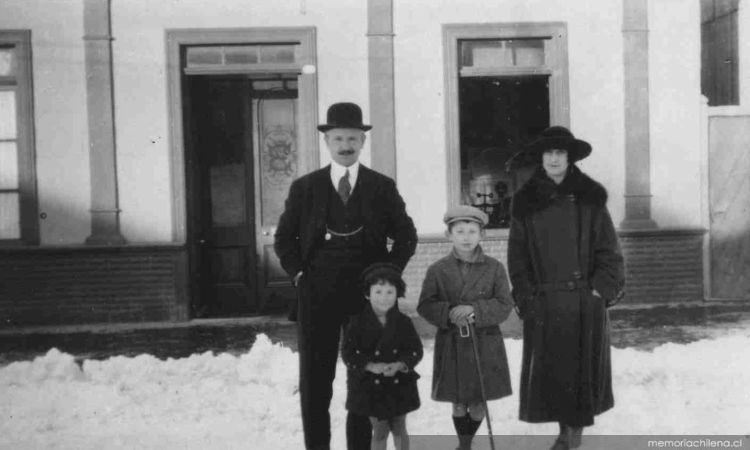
[
  {"x1": 317, "y1": 102, "x2": 372, "y2": 132},
  {"x1": 523, "y1": 126, "x2": 592, "y2": 163},
  {"x1": 443, "y1": 205, "x2": 488, "y2": 227}
]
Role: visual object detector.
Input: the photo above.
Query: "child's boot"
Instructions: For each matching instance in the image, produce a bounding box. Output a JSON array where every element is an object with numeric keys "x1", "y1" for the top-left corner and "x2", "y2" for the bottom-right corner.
[{"x1": 452, "y1": 415, "x2": 471, "y2": 450}]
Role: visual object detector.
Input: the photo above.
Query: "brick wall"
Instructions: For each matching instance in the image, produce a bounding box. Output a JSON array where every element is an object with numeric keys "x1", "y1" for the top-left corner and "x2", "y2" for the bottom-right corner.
[
  {"x1": 0, "y1": 246, "x2": 188, "y2": 326},
  {"x1": 400, "y1": 229, "x2": 705, "y2": 314},
  {"x1": 0, "y1": 229, "x2": 704, "y2": 327}
]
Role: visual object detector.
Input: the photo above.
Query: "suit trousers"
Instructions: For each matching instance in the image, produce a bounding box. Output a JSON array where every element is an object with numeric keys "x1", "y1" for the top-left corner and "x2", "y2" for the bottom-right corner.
[{"x1": 297, "y1": 263, "x2": 372, "y2": 450}]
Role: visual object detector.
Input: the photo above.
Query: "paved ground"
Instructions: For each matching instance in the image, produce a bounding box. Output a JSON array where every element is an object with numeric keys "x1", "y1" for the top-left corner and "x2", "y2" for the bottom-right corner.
[{"x1": 2, "y1": 301, "x2": 750, "y2": 365}]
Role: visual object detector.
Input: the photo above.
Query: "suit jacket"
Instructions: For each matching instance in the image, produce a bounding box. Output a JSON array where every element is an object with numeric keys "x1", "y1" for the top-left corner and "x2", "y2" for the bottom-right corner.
[{"x1": 274, "y1": 164, "x2": 418, "y2": 278}]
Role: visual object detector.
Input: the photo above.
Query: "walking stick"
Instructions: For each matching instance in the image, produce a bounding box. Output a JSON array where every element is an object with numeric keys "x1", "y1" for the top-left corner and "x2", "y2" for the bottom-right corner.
[{"x1": 460, "y1": 315, "x2": 496, "y2": 450}]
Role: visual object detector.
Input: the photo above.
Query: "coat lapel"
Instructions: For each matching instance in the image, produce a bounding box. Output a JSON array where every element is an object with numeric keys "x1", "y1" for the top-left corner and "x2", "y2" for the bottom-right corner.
[
  {"x1": 457, "y1": 249, "x2": 492, "y2": 302},
  {"x1": 356, "y1": 165, "x2": 376, "y2": 224},
  {"x1": 310, "y1": 166, "x2": 331, "y2": 232}
]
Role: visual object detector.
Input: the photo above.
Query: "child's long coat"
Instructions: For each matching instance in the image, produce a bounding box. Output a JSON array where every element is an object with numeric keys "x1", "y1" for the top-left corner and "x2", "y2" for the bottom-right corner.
[
  {"x1": 417, "y1": 248, "x2": 513, "y2": 404},
  {"x1": 342, "y1": 305, "x2": 423, "y2": 419}
]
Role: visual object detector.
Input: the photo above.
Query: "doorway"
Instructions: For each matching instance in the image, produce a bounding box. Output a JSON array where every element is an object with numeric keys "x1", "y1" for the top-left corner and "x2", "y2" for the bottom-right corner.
[
  {"x1": 166, "y1": 28, "x2": 319, "y2": 318},
  {"x1": 184, "y1": 76, "x2": 302, "y2": 317}
]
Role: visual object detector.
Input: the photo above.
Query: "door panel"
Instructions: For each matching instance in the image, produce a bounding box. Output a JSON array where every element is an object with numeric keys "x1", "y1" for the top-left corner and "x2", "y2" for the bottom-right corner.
[
  {"x1": 187, "y1": 76, "x2": 257, "y2": 316},
  {"x1": 709, "y1": 115, "x2": 750, "y2": 299},
  {"x1": 252, "y1": 90, "x2": 299, "y2": 312}
]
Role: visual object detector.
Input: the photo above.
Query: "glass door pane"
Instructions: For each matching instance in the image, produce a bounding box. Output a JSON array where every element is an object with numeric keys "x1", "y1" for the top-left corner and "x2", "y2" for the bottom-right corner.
[{"x1": 0, "y1": 192, "x2": 20, "y2": 239}]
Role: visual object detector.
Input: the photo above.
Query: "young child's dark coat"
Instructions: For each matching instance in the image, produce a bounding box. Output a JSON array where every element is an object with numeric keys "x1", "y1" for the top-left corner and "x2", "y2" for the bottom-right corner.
[{"x1": 342, "y1": 305, "x2": 423, "y2": 420}]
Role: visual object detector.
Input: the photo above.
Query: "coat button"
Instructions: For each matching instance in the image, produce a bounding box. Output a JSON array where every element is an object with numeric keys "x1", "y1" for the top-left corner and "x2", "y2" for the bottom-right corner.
[
  {"x1": 572, "y1": 271, "x2": 582, "y2": 279},
  {"x1": 394, "y1": 379, "x2": 399, "y2": 384},
  {"x1": 567, "y1": 281, "x2": 575, "y2": 290},
  {"x1": 374, "y1": 350, "x2": 380, "y2": 356},
  {"x1": 393, "y1": 349, "x2": 398, "y2": 354},
  {"x1": 412, "y1": 352, "x2": 417, "y2": 356},
  {"x1": 355, "y1": 350, "x2": 360, "y2": 354},
  {"x1": 374, "y1": 379, "x2": 380, "y2": 385}
]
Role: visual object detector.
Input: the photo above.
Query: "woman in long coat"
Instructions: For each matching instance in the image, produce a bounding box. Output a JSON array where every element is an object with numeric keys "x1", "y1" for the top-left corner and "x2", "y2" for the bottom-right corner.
[{"x1": 508, "y1": 126, "x2": 625, "y2": 450}]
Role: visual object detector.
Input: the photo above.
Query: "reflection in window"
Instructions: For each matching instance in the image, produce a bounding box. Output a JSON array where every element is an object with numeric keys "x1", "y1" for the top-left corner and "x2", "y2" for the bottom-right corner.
[{"x1": 459, "y1": 76, "x2": 549, "y2": 228}]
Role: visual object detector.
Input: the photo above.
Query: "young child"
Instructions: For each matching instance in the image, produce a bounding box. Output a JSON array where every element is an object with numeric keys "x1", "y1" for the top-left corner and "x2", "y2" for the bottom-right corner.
[
  {"x1": 342, "y1": 263, "x2": 423, "y2": 450},
  {"x1": 417, "y1": 205, "x2": 514, "y2": 450}
]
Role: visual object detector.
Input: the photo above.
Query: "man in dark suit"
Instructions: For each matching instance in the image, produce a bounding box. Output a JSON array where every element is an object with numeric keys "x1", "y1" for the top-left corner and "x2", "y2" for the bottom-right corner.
[{"x1": 274, "y1": 102, "x2": 418, "y2": 450}]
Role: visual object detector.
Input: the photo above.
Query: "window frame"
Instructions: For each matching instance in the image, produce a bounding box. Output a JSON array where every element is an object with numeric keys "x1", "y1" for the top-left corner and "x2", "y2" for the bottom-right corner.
[
  {"x1": 442, "y1": 22, "x2": 569, "y2": 233},
  {"x1": 0, "y1": 30, "x2": 38, "y2": 246},
  {"x1": 701, "y1": 0, "x2": 740, "y2": 106}
]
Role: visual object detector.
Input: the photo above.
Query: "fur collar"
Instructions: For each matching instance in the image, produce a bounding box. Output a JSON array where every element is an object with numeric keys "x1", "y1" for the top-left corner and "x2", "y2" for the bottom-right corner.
[{"x1": 511, "y1": 165, "x2": 607, "y2": 219}]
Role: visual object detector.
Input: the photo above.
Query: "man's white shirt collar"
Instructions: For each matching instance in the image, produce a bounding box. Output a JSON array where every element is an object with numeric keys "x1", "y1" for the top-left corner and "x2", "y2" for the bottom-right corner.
[{"x1": 330, "y1": 161, "x2": 359, "y2": 191}]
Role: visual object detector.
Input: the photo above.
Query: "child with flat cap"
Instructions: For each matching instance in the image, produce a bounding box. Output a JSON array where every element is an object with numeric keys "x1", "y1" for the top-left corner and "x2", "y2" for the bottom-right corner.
[
  {"x1": 342, "y1": 262, "x2": 423, "y2": 450},
  {"x1": 417, "y1": 205, "x2": 514, "y2": 450}
]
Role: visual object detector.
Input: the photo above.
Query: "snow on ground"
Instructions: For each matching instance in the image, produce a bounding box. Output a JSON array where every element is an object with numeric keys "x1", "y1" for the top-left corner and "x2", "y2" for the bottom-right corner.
[{"x1": 1, "y1": 333, "x2": 749, "y2": 449}]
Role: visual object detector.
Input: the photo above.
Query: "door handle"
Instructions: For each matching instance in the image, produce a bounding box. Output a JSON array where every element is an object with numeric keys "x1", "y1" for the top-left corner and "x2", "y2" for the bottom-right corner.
[{"x1": 262, "y1": 227, "x2": 276, "y2": 237}]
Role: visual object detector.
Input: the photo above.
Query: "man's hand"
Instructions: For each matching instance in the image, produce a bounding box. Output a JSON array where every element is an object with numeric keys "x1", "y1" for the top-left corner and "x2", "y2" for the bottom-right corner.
[
  {"x1": 449, "y1": 304, "x2": 475, "y2": 326},
  {"x1": 365, "y1": 362, "x2": 386, "y2": 374},
  {"x1": 293, "y1": 271, "x2": 304, "y2": 287}
]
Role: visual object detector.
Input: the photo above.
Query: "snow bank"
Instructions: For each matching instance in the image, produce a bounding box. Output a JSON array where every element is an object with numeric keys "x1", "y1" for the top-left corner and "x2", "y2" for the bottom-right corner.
[{"x1": 1, "y1": 333, "x2": 748, "y2": 449}]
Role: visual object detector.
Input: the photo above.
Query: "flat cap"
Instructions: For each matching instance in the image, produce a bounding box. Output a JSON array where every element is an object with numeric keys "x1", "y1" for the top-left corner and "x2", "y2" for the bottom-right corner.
[{"x1": 443, "y1": 205, "x2": 488, "y2": 227}]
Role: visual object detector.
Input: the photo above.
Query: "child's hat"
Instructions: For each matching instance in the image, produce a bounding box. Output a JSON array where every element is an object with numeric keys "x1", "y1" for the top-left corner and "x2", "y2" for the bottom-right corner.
[
  {"x1": 443, "y1": 205, "x2": 489, "y2": 227},
  {"x1": 361, "y1": 262, "x2": 403, "y2": 280}
]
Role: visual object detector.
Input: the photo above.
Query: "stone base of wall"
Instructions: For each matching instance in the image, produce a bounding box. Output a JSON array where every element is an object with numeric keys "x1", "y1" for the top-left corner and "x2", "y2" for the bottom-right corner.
[
  {"x1": 0, "y1": 245, "x2": 188, "y2": 327},
  {"x1": 400, "y1": 229, "x2": 706, "y2": 314}
]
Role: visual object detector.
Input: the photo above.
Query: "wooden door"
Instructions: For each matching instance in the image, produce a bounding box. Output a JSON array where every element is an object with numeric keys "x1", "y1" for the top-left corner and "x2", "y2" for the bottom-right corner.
[
  {"x1": 251, "y1": 82, "x2": 299, "y2": 313},
  {"x1": 708, "y1": 115, "x2": 750, "y2": 299},
  {"x1": 186, "y1": 76, "x2": 257, "y2": 317}
]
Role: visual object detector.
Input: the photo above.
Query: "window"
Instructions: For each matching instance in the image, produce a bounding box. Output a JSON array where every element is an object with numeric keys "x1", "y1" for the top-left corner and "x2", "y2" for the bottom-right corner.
[
  {"x1": 444, "y1": 23, "x2": 568, "y2": 229},
  {"x1": 701, "y1": 0, "x2": 739, "y2": 106},
  {"x1": 0, "y1": 30, "x2": 37, "y2": 244}
]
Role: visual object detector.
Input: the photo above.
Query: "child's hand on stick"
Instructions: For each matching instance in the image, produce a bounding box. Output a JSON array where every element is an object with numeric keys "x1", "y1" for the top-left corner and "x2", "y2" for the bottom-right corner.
[{"x1": 449, "y1": 304, "x2": 475, "y2": 326}]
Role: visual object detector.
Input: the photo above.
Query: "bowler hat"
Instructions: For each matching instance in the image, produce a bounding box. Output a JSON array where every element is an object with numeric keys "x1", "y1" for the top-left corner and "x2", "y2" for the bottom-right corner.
[
  {"x1": 524, "y1": 126, "x2": 592, "y2": 163},
  {"x1": 443, "y1": 205, "x2": 488, "y2": 227},
  {"x1": 317, "y1": 102, "x2": 372, "y2": 132}
]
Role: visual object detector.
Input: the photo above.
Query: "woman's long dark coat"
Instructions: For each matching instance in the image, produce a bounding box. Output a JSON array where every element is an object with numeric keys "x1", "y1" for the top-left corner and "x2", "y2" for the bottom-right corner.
[
  {"x1": 508, "y1": 165, "x2": 625, "y2": 427},
  {"x1": 342, "y1": 305, "x2": 423, "y2": 420},
  {"x1": 417, "y1": 248, "x2": 513, "y2": 404}
]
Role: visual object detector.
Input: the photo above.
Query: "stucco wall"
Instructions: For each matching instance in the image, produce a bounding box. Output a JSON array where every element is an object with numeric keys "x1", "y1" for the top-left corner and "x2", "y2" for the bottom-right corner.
[
  {"x1": 3, "y1": 0, "x2": 713, "y2": 244},
  {"x1": 110, "y1": 0, "x2": 370, "y2": 242},
  {"x1": 1, "y1": 0, "x2": 91, "y2": 245},
  {"x1": 649, "y1": 0, "x2": 703, "y2": 228},
  {"x1": 393, "y1": 0, "x2": 627, "y2": 234}
]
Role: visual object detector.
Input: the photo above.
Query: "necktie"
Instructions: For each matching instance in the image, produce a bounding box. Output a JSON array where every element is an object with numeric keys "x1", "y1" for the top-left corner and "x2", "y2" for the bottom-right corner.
[{"x1": 338, "y1": 169, "x2": 351, "y2": 204}]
